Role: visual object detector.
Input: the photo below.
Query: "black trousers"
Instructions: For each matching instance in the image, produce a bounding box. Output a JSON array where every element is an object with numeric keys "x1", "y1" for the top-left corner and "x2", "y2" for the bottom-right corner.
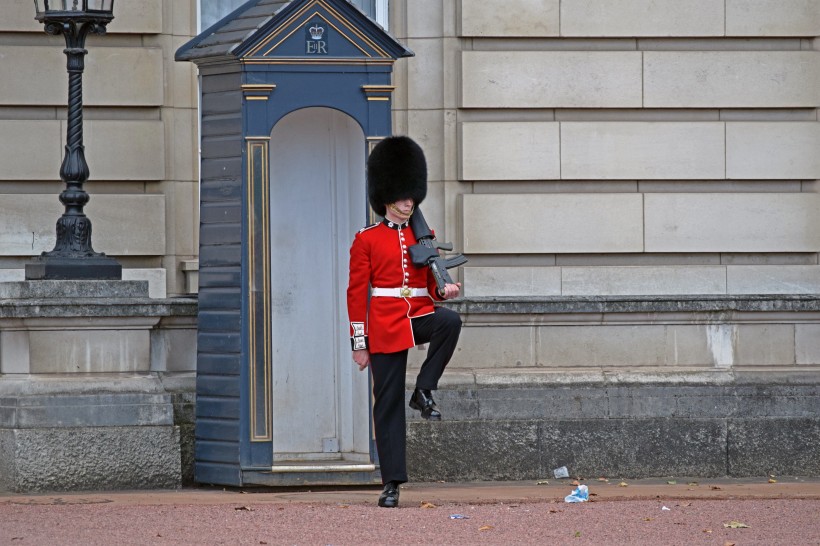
[{"x1": 369, "y1": 306, "x2": 462, "y2": 485}]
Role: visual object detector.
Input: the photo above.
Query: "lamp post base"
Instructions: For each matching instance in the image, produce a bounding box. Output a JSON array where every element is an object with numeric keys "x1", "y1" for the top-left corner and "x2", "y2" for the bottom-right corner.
[{"x1": 25, "y1": 256, "x2": 122, "y2": 280}]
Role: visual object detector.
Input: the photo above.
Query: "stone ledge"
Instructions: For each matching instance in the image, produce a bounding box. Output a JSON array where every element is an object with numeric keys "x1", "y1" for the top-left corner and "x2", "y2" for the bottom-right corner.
[
  {"x1": 444, "y1": 295, "x2": 820, "y2": 315},
  {"x1": 0, "y1": 373, "x2": 189, "y2": 396},
  {"x1": 413, "y1": 367, "x2": 820, "y2": 389},
  {"x1": 0, "y1": 298, "x2": 198, "y2": 318},
  {"x1": 0, "y1": 280, "x2": 150, "y2": 299}
]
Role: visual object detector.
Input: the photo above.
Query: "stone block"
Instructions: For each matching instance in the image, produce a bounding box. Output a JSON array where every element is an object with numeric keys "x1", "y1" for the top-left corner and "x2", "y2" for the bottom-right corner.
[
  {"x1": 561, "y1": 122, "x2": 725, "y2": 179},
  {"x1": 2, "y1": 2, "x2": 43, "y2": 32},
  {"x1": 645, "y1": 193, "x2": 820, "y2": 253},
  {"x1": 728, "y1": 265, "x2": 820, "y2": 295},
  {"x1": 407, "y1": 0, "x2": 443, "y2": 37},
  {"x1": 730, "y1": 386, "x2": 820, "y2": 418},
  {"x1": 447, "y1": 325, "x2": 535, "y2": 368},
  {"x1": 0, "y1": 120, "x2": 61, "y2": 181},
  {"x1": 112, "y1": 0, "x2": 163, "y2": 34},
  {"x1": 460, "y1": 0, "x2": 559, "y2": 37},
  {"x1": 0, "y1": 330, "x2": 30, "y2": 374},
  {"x1": 0, "y1": 270, "x2": 23, "y2": 282},
  {"x1": 82, "y1": 120, "x2": 166, "y2": 180},
  {"x1": 0, "y1": 194, "x2": 164, "y2": 257},
  {"x1": 536, "y1": 325, "x2": 667, "y2": 367},
  {"x1": 407, "y1": 110, "x2": 445, "y2": 182},
  {"x1": 151, "y1": 317, "x2": 198, "y2": 373},
  {"x1": 407, "y1": 420, "x2": 540, "y2": 481},
  {"x1": 561, "y1": 266, "x2": 727, "y2": 296},
  {"x1": 0, "y1": 426, "x2": 181, "y2": 492},
  {"x1": 96, "y1": 194, "x2": 168, "y2": 255},
  {"x1": 165, "y1": 109, "x2": 199, "y2": 184},
  {"x1": 539, "y1": 419, "x2": 727, "y2": 478},
  {"x1": 406, "y1": 38, "x2": 443, "y2": 109},
  {"x1": 644, "y1": 51, "x2": 818, "y2": 108},
  {"x1": 560, "y1": 0, "x2": 724, "y2": 37},
  {"x1": 728, "y1": 418, "x2": 820, "y2": 476},
  {"x1": 665, "y1": 325, "x2": 718, "y2": 367},
  {"x1": 28, "y1": 325, "x2": 154, "y2": 373},
  {"x1": 7, "y1": 393, "x2": 173, "y2": 428},
  {"x1": 166, "y1": 0, "x2": 197, "y2": 37},
  {"x1": 463, "y1": 266, "x2": 561, "y2": 297},
  {"x1": 477, "y1": 387, "x2": 609, "y2": 420},
  {"x1": 727, "y1": 122, "x2": 820, "y2": 179},
  {"x1": 735, "y1": 324, "x2": 795, "y2": 366},
  {"x1": 607, "y1": 385, "x2": 680, "y2": 418},
  {"x1": 727, "y1": 0, "x2": 820, "y2": 36},
  {"x1": 461, "y1": 51, "x2": 642, "y2": 108},
  {"x1": 796, "y1": 324, "x2": 820, "y2": 365},
  {"x1": 0, "y1": 46, "x2": 162, "y2": 107},
  {"x1": 462, "y1": 194, "x2": 644, "y2": 253},
  {"x1": 459, "y1": 122, "x2": 560, "y2": 180},
  {"x1": 122, "y1": 269, "x2": 167, "y2": 299}
]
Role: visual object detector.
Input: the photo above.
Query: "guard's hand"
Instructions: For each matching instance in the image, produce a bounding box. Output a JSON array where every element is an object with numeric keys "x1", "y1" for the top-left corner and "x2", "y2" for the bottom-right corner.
[
  {"x1": 352, "y1": 349, "x2": 370, "y2": 371},
  {"x1": 441, "y1": 282, "x2": 461, "y2": 300}
]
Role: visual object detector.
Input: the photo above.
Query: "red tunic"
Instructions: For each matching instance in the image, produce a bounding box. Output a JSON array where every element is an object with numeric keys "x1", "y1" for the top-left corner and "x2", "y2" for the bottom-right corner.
[{"x1": 347, "y1": 219, "x2": 443, "y2": 354}]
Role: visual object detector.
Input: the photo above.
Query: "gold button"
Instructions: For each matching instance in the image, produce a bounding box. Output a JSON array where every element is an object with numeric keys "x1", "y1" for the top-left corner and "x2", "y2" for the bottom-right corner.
[{"x1": 401, "y1": 287, "x2": 411, "y2": 297}]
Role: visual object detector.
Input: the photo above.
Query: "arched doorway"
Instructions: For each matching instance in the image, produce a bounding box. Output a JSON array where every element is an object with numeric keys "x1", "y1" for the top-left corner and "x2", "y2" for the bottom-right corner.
[{"x1": 268, "y1": 107, "x2": 371, "y2": 466}]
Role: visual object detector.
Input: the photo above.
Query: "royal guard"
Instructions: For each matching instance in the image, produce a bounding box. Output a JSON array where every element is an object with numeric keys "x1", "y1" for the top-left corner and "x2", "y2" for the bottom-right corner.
[{"x1": 347, "y1": 136, "x2": 463, "y2": 508}]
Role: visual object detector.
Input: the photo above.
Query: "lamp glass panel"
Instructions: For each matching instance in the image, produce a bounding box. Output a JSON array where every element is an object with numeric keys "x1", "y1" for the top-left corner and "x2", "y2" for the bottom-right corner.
[{"x1": 86, "y1": 0, "x2": 113, "y2": 12}]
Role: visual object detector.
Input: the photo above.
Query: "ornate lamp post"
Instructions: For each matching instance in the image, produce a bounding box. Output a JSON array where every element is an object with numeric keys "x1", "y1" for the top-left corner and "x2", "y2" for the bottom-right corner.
[{"x1": 25, "y1": 0, "x2": 121, "y2": 280}]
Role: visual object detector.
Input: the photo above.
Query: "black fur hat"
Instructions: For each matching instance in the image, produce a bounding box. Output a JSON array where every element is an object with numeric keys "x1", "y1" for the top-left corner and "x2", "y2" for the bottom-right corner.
[{"x1": 367, "y1": 136, "x2": 427, "y2": 217}]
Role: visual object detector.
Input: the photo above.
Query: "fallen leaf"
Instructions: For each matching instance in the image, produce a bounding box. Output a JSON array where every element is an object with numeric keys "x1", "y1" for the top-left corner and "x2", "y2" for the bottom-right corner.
[
  {"x1": 644, "y1": 517, "x2": 653, "y2": 522},
  {"x1": 549, "y1": 509, "x2": 560, "y2": 513},
  {"x1": 710, "y1": 486, "x2": 722, "y2": 491},
  {"x1": 234, "y1": 506, "x2": 253, "y2": 511},
  {"x1": 723, "y1": 521, "x2": 749, "y2": 529},
  {"x1": 703, "y1": 529, "x2": 713, "y2": 534},
  {"x1": 598, "y1": 477, "x2": 609, "y2": 482},
  {"x1": 337, "y1": 504, "x2": 349, "y2": 508},
  {"x1": 768, "y1": 478, "x2": 777, "y2": 483},
  {"x1": 667, "y1": 480, "x2": 677, "y2": 485},
  {"x1": 688, "y1": 482, "x2": 699, "y2": 486},
  {"x1": 724, "y1": 542, "x2": 736, "y2": 546},
  {"x1": 479, "y1": 525, "x2": 494, "y2": 531},
  {"x1": 420, "y1": 501, "x2": 437, "y2": 509},
  {"x1": 618, "y1": 481, "x2": 629, "y2": 487},
  {"x1": 536, "y1": 480, "x2": 550, "y2": 485},
  {"x1": 573, "y1": 531, "x2": 581, "y2": 538}
]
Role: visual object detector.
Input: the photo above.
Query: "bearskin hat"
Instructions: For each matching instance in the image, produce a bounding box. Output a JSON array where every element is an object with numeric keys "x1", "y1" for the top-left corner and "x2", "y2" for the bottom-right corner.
[{"x1": 367, "y1": 136, "x2": 427, "y2": 217}]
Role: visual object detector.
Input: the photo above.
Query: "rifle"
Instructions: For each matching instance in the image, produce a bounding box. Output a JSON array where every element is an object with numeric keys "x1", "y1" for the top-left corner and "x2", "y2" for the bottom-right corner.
[{"x1": 408, "y1": 207, "x2": 468, "y2": 296}]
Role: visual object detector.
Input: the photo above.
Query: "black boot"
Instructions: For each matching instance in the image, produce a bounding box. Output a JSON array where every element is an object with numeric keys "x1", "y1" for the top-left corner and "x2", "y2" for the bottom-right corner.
[
  {"x1": 409, "y1": 388, "x2": 442, "y2": 421},
  {"x1": 378, "y1": 481, "x2": 400, "y2": 508}
]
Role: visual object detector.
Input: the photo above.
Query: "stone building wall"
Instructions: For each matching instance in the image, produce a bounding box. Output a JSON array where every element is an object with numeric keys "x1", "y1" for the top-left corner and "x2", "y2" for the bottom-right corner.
[{"x1": 390, "y1": 0, "x2": 819, "y2": 291}]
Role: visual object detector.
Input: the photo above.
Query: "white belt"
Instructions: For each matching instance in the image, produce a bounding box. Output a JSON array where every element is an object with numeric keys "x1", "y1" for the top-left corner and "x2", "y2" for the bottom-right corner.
[{"x1": 372, "y1": 287, "x2": 430, "y2": 298}]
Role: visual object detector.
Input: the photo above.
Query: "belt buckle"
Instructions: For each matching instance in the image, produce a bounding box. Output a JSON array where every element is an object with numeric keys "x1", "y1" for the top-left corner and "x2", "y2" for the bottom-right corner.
[{"x1": 400, "y1": 287, "x2": 411, "y2": 297}]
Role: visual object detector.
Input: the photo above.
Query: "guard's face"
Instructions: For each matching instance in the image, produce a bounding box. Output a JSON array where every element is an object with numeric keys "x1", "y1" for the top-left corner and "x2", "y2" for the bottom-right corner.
[{"x1": 388, "y1": 198, "x2": 414, "y2": 220}]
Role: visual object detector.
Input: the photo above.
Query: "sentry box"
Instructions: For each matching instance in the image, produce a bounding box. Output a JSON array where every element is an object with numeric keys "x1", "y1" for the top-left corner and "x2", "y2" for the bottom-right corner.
[{"x1": 176, "y1": 0, "x2": 412, "y2": 487}]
